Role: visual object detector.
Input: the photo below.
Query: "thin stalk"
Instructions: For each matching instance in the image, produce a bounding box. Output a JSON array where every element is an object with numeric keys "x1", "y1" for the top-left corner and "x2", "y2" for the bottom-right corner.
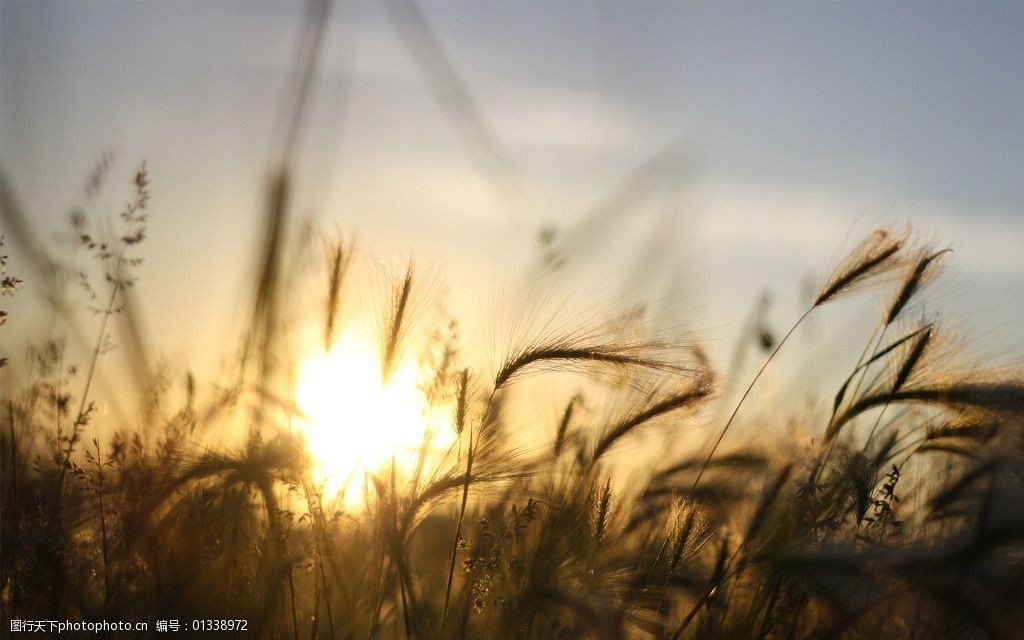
[
  {"x1": 863, "y1": 403, "x2": 892, "y2": 450},
  {"x1": 287, "y1": 566, "x2": 299, "y2": 640},
  {"x1": 390, "y1": 452, "x2": 412, "y2": 639},
  {"x1": 310, "y1": 570, "x2": 321, "y2": 640},
  {"x1": 441, "y1": 419, "x2": 475, "y2": 633},
  {"x1": 814, "y1": 325, "x2": 898, "y2": 486},
  {"x1": 94, "y1": 440, "x2": 110, "y2": 605},
  {"x1": 669, "y1": 539, "x2": 733, "y2": 639},
  {"x1": 61, "y1": 255, "x2": 123, "y2": 486},
  {"x1": 304, "y1": 481, "x2": 336, "y2": 640},
  {"x1": 691, "y1": 307, "x2": 812, "y2": 493},
  {"x1": 7, "y1": 401, "x2": 16, "y2": 512},
  {"x1": 840, "y1": 329, "x2": 885, "y2": 421},
  {"x1": 368, "y1": 479, "x2": 389, "y2": 640}
]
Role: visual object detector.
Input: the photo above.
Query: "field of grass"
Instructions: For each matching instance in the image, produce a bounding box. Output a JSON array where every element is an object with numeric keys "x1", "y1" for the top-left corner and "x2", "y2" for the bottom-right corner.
[{"x1": 2, "y1": 162, "x2": 1023, "y2": 640}]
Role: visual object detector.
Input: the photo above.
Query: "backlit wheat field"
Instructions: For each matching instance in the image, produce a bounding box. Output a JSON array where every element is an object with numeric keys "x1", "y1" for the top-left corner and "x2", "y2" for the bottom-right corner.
[{"x1": 2, "y1": 2, "x2": 1023, "y2": 639}]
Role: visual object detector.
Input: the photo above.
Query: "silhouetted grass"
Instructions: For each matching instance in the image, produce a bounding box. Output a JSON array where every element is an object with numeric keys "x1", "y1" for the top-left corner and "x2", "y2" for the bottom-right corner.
[{"x1": 2, "y1": 167, "x2": 1022, "y2": 640}]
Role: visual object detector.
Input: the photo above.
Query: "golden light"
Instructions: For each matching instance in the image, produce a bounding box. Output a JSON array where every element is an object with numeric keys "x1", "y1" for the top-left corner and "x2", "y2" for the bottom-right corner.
[{"x1": 295, "y1": 332, "x2": 452, "y2": 504}]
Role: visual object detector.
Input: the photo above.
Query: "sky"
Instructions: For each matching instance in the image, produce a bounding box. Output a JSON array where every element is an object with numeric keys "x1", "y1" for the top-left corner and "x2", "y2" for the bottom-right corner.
[{"x1": 2, "y1": 1, "x2": 1023, "y2": 403}]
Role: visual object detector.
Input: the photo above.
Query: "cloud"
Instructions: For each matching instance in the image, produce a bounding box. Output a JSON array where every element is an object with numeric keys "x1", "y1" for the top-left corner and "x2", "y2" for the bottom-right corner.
[
  {"x1": 487, "y1": 87, "x2": 650, "y2": 155},
  {"x1": 693, "y1": 177, "x2": 1024, "y2": 280}
]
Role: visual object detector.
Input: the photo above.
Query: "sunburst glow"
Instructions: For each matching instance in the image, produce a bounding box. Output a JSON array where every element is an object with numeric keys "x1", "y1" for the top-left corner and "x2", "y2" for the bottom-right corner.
[{"x1": 295, "y1": 333, "x2": 450, "y2": 503}]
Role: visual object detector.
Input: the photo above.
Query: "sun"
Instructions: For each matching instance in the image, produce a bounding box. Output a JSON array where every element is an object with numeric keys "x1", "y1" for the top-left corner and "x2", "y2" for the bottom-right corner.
[{"x1": 294, "y1": 332, "x2": 450, "y2": 503}]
